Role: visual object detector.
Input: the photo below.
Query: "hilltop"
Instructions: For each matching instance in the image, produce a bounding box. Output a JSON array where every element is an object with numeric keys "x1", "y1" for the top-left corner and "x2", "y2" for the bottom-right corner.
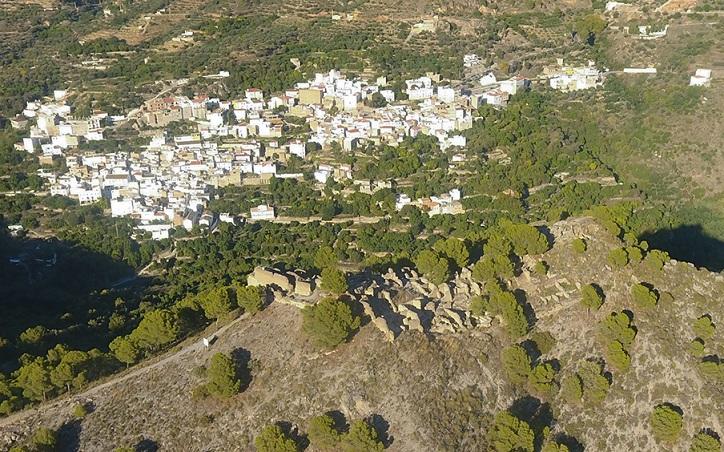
[{"x1": 1, "y1": 216, "x2": 721, "y2": 451}]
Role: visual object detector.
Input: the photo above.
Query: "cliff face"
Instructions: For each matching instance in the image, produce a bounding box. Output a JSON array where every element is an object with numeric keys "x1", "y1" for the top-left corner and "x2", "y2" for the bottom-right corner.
[{"x1": 1, "y1": 217, "x2": 722, "y2": 451}]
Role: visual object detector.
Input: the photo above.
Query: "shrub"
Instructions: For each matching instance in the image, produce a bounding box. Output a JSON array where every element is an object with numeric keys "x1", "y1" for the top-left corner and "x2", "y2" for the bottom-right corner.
[
  {"x1": 608, "y1": 247, "x2": 629, "y2": 268},
  {"x1": 572, "y1": 238, "x2": 587, "y2": 253},
  {"x1": 302, "y1": 297, "x2": 361, "y2": 349},
  {"x1": 631, "y1": 283, "x2": 658, "y2": 309},
  {"x1": 581, "y1": 284, "x2": 604, "y2": 311},
  {"x1": 650, "y1": 404, "x2": 683, "y2": 444},
  {"x1": 692, "y1": 316, "x2": 715, "y2": 341}
]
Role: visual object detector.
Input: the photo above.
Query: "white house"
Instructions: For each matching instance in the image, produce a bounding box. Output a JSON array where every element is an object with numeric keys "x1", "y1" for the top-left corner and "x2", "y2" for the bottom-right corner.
[
  {"x1": 405, "y1": 77, "x2": 434, "y2": 100},
  {"x1": 137, "y1": 223, "x2": 172, "y2": 240},
  {"x1": 437, "y1": 86, "x2": 455, "y2": 104},
  {"x1": 479, "y1": 73, "x2": 497, "y2": 87},
  {"x1": 395, "y1": 194, "x2": 412, "y2": 211},
  {"x1": 111, "y1": 198, "x2": 136, "y2": 217},
  {"x1": 288, "y1": 140, "x2": 306, "y2": 159},
  {"x1": 499, "y1": 76, "x2": 528, "y2": 96},
  {"x1": 250, "y1": 204, "x2": 275, "y2": 220}
]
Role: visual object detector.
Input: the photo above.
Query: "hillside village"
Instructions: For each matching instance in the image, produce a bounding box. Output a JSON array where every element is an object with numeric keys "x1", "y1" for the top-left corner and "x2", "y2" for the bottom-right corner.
[{"x1": 5, "y1": 58, "x2": 627, "y2": 239}]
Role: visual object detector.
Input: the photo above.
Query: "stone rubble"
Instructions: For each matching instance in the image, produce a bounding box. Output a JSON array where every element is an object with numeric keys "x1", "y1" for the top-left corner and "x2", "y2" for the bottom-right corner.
[{"x1": 351, "y1": 266, "x2": 493, "y2": 341}]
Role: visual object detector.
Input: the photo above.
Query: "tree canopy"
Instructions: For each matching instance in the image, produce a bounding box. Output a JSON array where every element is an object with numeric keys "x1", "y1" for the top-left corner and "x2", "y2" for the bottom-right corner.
[{"x1": 302, "y1": 297, "x2": 361, "y2": 348}]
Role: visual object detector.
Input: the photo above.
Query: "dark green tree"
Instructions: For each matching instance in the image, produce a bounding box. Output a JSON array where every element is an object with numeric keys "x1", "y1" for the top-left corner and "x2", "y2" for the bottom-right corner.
[
  {"x1": 206, "y1": 352, "x2": 242, "y2": 398},
  {"x1": 690, "y1": 431, "x2": 721, "y2": 452},
  {"x1": 599, "y1": 311, "x2": 636, "y2": 348},
  {"x1": 340, "y1": 419, "x2": 384, "y2": 452},
  {"x1": 488, "y1": 411, "x2": 535, "y2": 452},
  {"x1": 650, "y1": 404, "x2": 683, "y2": 444},
  {"x1": 200, "y1": 287, "x2": 236, "y2": 322},
  {"x1": 414, "y1": 250, "x2": 451, "y2": 285},
  {"x1": 307, "y1": 414, "x2": 340, "y2": 451},
  {"x1": 129, "y1": 309, "x2": 180, "y2": 351},
  {"x1": 321, "y1": 268, "x2": 348, "y2": 294},
  {"x1": 236, "y1": 285, "x2": 264, "y2": 315},
  {"x1": 500, "y1": 344, "x2": 532, "y2": 386},
  {"x1": 692, "y1": 316, "x2": 715, "y2": 341},
  {"x1": 631, "y1": 283, "x2": 658, "y2": 309},
  {"x1": 255, "y1": 424, "x2": 299, "y2": 452},
  {"x1": 433, "y1": 237, "x2": 470, "y2": 268},
  {"x1": 581, "y1": 284, "x2": 604, "y2": 311},
  {"x1": 109, "y1": 336, "x2": 140, "y2": 367},
  {"x1": 302, "y1": 297, "x2": 361, "y2": 349}
]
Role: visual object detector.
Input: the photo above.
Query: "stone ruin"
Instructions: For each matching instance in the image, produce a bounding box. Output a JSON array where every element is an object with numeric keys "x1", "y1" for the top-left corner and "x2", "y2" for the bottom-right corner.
[{"x1": 350, "y1": 267, "x2": 493, "y2": 342}]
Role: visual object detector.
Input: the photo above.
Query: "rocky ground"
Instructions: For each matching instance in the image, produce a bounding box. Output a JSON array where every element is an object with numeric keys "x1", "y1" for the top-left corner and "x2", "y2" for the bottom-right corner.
[{"x1": 1, "y1": 217, "x2": 722, "y2": 451}]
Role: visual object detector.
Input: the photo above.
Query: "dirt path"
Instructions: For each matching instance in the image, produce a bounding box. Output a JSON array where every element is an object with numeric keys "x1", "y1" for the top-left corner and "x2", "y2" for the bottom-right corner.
[{"x1": 0, "y1": 313, "x2": 247, "y2": 430}]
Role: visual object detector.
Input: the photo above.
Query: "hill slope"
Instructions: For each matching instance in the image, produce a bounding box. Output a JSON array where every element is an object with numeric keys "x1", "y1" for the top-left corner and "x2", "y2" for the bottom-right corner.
[{"x1": 1, "y1": 217, "x2": 721, "y2": 451}]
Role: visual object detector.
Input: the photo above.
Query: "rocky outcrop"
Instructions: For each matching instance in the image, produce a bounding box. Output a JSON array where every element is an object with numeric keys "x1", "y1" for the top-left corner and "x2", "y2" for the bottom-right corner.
[{"x1": 351, "y1": 266, "x2": 494, "y2": 341}]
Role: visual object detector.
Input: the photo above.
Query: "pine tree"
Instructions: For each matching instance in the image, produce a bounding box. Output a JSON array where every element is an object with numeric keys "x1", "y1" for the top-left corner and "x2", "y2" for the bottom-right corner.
[
  {"x1": 340, "y1": 420, "x2": 384, "y2": 452},
  {"x1": 206, "y1": 352, "x2": 241, "y2": 398},
  {"x1": 109, "y1": 336, "x2": 140, "y2": 367},
  {"x1": 302, "y1": 297, "x2": 361, "y2": 349},
  {"x1": 307, "y1": 414, "x2": 340, "y2": 451},
  {"x1": 650, "y1": 404, "x2": 683, "y2": 444},
  {"x1": 500, "y1": 344, "x2": 532, "y2": 386},
  {"x1": 255, "y1": 425, "x2": 299, "y2": 452},
  {"x1": 488, "y1": 411, "x2": 535, "y2": 452}
]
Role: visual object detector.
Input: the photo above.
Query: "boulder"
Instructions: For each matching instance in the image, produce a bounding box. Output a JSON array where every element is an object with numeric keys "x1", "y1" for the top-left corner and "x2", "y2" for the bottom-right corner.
[
  {"x1": 474, "y1": 314, "x2": 493, "y2": 328},
  {"x1": 405, "y1": 316, "x2": 424, "y2": 332},
  {"x1": 380, "y1": 289, "x2": 393, "y2": 302},
  {"x1": 408, "y1": 298, "x2": 425, "y2": 310},
  {"x1": 443, "y1": 308, "x2": 466, "y2": 329},
  {"x1": 359, "y1": 299, "x2": 376, "y2": 318},
  {"x1": 460, "y1": 266, "x2": 473, "y2": 281},
  {"x1": 372, "y1": 317, "x2": 395, "y2": 342},
  {"x1": 430, "y1": 316, "x2": 456, "y2": 334}
]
